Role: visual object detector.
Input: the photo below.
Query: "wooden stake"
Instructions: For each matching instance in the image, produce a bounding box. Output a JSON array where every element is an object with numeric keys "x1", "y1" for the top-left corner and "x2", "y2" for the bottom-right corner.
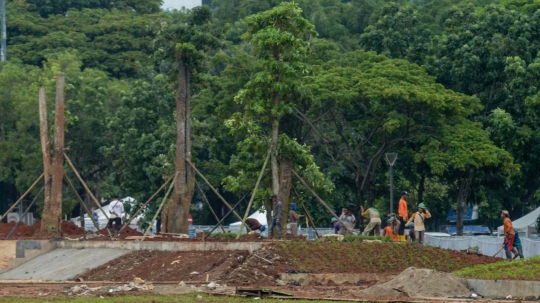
[
  {"x1": 38, "y1": 87, "x2": 52, "y2": 233},
  {"x1": 292, "y1": 169, "x2": 353, "y2": 233},
  {"x1": 195, "y1": 181, "x2": 225, "y2": 233},
  {"x1": 64, "y1": 154, "x2": 113, "y2": 239},
  {"x1": 186, "y1": 160, "x2": 247, "y2": 227},
  {"x1": 119, "y1": 174, "x2": 175, "y2": 234},
  {"x1": 292, "y1": 185, "x2": 320, "y2": 238},
  {"x1": 6, "y1": 182, "x2": 47, "y2": 240},
  {"x1": 236, "y1": 149, "x2": 271, "y2": 239},
  {"x1": 141, "y1": 173, "x2": 177, "y2": 241},
  {"x1": 64, "y1": 174, "x2": 100, "y2": 231},
  {"x1": 0, "y1": 173, "x2": 43, "y2": 222}
]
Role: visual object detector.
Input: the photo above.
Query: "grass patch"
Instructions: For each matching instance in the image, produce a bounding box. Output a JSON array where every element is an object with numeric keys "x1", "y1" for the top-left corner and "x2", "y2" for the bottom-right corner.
[
  {"x1": 343, "y1": 234, "x2": 393, "y2": 242},
  {"x1": 454, "y1": 256, "x2": 540, "y2": 281},
  {"x1": 210, "y1": 232, "x2": 239, "y2": 238},
  {"x1": 0, "y1": 293, "x2": 354, "y2": 303}
]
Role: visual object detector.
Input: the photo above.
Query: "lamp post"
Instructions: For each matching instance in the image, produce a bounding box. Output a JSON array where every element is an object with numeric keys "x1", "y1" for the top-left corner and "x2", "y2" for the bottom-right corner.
[{"x1": 385, "y1": 153, "x2": 398, "y2": 213}]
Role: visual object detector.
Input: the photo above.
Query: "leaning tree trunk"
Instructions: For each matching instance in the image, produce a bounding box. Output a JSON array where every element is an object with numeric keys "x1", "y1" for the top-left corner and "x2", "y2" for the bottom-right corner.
[
  {"x1": 167, "y1": 57, "x2": 195, "y2": 234},
  {"x1": 39, "y1": 88, "x2": 53, "y2": 232},
  {"x1": 278, "y1": 156, "x2": 293, "y2": 233},
  {"x1": 456, "y1": 177, "x2": 472, "y2": 236}
]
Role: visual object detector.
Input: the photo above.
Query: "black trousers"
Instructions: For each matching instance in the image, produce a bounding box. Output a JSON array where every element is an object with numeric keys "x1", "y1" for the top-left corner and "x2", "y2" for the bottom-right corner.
[
  {"x1": 108, "y1": 217, "x2": 122, "y2": 230},
  {"x1": 398, "y1": 217, "x2": 406, "y2": 235}
]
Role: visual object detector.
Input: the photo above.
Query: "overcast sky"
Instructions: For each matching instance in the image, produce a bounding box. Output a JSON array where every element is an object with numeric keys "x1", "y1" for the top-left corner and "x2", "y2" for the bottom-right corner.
[{"x1": 162, "y1": 0, "x2": 202, "y2": 10}]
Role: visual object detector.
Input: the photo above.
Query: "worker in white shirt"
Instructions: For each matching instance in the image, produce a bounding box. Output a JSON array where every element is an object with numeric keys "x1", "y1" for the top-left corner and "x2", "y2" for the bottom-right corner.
[{"x1": 108, "y1": 195, "x2": 124, "y2": 237}]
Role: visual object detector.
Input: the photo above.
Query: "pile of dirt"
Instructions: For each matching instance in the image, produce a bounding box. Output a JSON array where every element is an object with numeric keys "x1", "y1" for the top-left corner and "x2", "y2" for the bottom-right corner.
[
  {"x1": 355, "y1": 267, "x2": 471, "y2": 298},
  {"x1": 0, "y1": 221, "x2": 88, "y2": 239},
  {"x1": 75, "y1": 250, "x2": 250, "y2": 282},
  {"x1": 60, "y1": 221, "x2": 86, "y2": 236},
  {"x1": 96, "y1": 226, "x2": 143, "y2": 238}
]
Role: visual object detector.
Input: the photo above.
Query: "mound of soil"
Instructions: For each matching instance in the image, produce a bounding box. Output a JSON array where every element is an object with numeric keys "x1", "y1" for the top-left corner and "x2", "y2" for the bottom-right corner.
[
  {"x1": 356, "y1": 267, "x2": 471, "y2": 298},
  {"x1": 0, "y1": 220, "x2": 87, "y2": 239},
  {"x1": 96, "y1": 226, "x2": 143, "y2": 238}
]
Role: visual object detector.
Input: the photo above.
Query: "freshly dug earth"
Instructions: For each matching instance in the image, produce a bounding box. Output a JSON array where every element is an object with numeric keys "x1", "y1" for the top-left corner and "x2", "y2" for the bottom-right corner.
[
  {"x1": 0, "y1": 221, "x2": 87, "y2": 239},
  {"x1": 75, "y1": 245, "x2": 294, "y2": 286},
  {"x1": 356, "y1": 267, "x2": 471, "y2": 298},
  {"x1": 279, "y1": 241, "x2": 500, "y2": 273}
]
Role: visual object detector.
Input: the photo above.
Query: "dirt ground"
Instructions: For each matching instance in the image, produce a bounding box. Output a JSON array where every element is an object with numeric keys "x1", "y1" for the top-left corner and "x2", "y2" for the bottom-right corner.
[{"x1": 0, "y1": 221, "x2": 87, "y2": 239}]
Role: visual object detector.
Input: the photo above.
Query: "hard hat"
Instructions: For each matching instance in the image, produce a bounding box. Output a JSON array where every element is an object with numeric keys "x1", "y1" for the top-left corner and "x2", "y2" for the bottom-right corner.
[
  {"x1": 331, "y1": 217, "x2": 337, "y2": 223},
  {"x1": 261, "y1": 225, "x2": 267, "y2": 232},
  {"x1": 401, "y1": 191, "x2": 409, "y2": 196},
  {"x1": 410, "y1": 223, "x2": 415, "y2": 228},
  {"x1": 418, "y1": 203, "x2": 426, "y2": 209},
  {"x1": 502, "y1": 210, "x2": 509, "y2": 217},
  {"x1": 388, "y1": 217, "x2": 395, "y2": 223}
]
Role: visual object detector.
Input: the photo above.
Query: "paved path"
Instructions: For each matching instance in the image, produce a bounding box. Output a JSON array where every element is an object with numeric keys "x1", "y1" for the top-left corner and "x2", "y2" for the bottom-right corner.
[{"x1": 0, "y1": 248, "x2": 128, "y2": 281}]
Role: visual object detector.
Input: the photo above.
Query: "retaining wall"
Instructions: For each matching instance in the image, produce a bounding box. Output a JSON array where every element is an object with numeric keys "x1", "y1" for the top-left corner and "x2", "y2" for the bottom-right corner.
[
  {"x1": 467, "y1": 279, "x2": 540, "y2": 298},
  {"x1": 0, "y1": 240, "x2": 58, "y2": 274},
  {"x1": 58, "y1": 241, "x2": 266, "y2": 253}
]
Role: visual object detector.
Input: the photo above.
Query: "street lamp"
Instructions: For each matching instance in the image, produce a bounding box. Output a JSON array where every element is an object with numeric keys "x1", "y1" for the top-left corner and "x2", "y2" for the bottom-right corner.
[{"x1": 385, "y1": 153, "x2": 398, "y2": 213}]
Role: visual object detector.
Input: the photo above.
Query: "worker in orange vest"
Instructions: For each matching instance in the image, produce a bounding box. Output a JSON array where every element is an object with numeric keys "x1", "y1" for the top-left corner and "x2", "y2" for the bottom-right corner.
[{"x1": 397, "y1": 191, "x2": 409, "y2": 242}]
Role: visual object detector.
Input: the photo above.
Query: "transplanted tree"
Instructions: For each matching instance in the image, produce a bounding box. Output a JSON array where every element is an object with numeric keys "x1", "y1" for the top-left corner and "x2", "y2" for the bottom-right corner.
[
  {"x1": 225, "y1": 2, "x2": 330, "y2": 230},
  {"x1": 153, "y1": 6, "x2": 220, "y2": 233}
]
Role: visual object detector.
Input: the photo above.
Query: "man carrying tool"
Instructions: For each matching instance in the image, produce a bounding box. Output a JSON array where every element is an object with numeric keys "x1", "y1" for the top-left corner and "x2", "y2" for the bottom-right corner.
[
  {"x1": 501, "y1": 210, "x2": 519, "y2": 259},
  {"x1": 108, "y1": 195, "x2": 124, "y2": 237},
  {"x1": 405, "y1": 203, "x2": 431, "y2": 244},
  {"x1": 338, "y1": 205, "x2": 356, "y2": 235},
  {"x1": 268, "y1": 194, "x2": 283, "y2": 240},
  {"x1": 360, "y1": 205, "x2": 381, "y2": 236},
  {"x1": 398, "y1": 191, "x2": 409, "y2": 241},
  {"x1": 288, "y1": 203, "x2": 304, "y2": 237},
  {"x1": 331, "y1": 217, "x2": 342, "y2": 234}
]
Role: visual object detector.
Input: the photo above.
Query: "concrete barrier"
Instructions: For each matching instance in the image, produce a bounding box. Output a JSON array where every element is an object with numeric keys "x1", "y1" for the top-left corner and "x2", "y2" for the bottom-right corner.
[
  {"x1": 467, "y1": 279, "x2": 540, "y2": 298},
  {"x1": 0, "y1": 240, "x2": 58, "y2": 274},
  {"x1": 58, "y1": 241, "x2": 266, "y2": 253}
]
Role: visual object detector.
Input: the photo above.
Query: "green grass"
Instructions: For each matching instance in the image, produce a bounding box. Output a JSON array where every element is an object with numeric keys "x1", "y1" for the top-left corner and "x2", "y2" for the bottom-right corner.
[
  {"x1": 454, "y1": 256, "x2": 540, "y2": 281},
  {"x1": 0, "y1": 293, "x2": 356, "y2": 303}
]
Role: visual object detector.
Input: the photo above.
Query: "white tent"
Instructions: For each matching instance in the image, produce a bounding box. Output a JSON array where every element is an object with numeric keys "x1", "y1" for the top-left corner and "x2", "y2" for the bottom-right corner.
[
  {"x1": 229, "y1": 208, "x2": 268, "y2": 234},
  {"x1": 497, "y1": 206, "x2": 540, "y2": 238}
]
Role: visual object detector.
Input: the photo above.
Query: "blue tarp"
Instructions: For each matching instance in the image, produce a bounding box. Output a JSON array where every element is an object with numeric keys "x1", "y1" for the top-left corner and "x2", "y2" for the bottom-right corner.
[
  {"x1": 446, "y1": 205, "x2": 478, "y2": 222},
  {"x1": 446, "y1": 225, "x2": 491, "y2": 235}
]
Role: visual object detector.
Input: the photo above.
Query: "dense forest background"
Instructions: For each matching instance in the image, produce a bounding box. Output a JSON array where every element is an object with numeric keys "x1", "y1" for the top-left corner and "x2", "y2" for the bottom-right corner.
[{"x1": 1, "y1": 0, "x2": 539, "y2": 232}]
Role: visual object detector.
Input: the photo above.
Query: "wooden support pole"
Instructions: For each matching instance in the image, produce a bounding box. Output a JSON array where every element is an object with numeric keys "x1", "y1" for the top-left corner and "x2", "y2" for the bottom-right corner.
[
  {"x1": 186, "y1": 160, "x2": 247, "y2": 228},
  {"x1": 64, "y1": 174, "x2": 100, "y2": 231},
  {"x1": 6, "y1": 182, "x2": 47, "y2": 239},
  {"x1": 38, "y1": 87, "x2": 52, "y2": 233},
  {"x1": 0, "y1": 174, "x2": 43, "y2": 222},
  {"x1": 204, "y1": 192, "x2": 250, "y2": 239},
  {"x1": 141, "y1": 173, "x2": 177, "y2": 241},
  {"x1": 195, "y1": 181, "x2": 225, "y2": 233},
  {"x1": 236, "y1": 149, "x2": 271, "y2": 239},
  {"x1": 292, "y1": 185, "x2": 319, "y2": 237},
  {"x1": 64, "y1": 154, "x2": 113, "y2": 239},
  {"x1": 292, "y1": 169, "x2": 353, "y2": 233},
  {"x1": 119, "y1": 174, "x2": 175, "y2": 234}
]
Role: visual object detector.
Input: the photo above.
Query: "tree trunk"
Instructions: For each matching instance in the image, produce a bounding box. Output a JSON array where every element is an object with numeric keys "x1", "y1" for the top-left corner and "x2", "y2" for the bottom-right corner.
[
  {"x1": 278, "y1": 156, "x2": 293, "y2": 232},
  {"x1": 46, "y1": 76, "x2": 65, "y2": 233},
  {"x1": 39, "y1": 88, "x2": 53, "y2": 233},
  {"x1": 270, "y1": 92, "x2": 280, "y2": 195},
  {"x1": 418, "y1": 172, "x2": 426, "y2": 205},
  {"x1": 456, "y1": 177, "x2": 472, "y2": 236},
  {"x1": 168, "y1": 57, "x2": 195, "y2": 234}
]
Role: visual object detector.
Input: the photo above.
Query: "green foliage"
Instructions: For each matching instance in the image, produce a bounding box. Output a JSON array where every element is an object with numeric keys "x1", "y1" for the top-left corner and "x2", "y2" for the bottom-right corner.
[
  {"x1": 342, "y1": 234, "x2": 393, "y2": 243},
  {"x1": 455, "y1": 256, "x2": 540, "y2": 281}
]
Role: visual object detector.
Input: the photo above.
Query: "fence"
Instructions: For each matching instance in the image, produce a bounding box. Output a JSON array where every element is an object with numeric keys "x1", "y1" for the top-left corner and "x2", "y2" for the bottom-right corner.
[{"x1": 425, "y1": 234, "x2": 540, "y2": 259}]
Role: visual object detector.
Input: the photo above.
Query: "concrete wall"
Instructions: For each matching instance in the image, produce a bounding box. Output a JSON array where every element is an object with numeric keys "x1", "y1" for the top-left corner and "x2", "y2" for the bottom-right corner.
[
  {"x1": 468, "y1": 279, "x2": 540, "y2": 298},
  {"x1": 0, "y1": 240, "x2": 58, "y2": 274},
  {"x1": 58, "y1": 241, "x2": 265, "y2": 253}
]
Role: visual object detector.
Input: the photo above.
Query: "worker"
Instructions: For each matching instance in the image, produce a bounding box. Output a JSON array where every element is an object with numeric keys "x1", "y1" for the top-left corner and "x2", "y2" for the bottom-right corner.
[
  {"x1": 288, "y1": 203, "x2": 304, "y2": 236},
  {"x1": 398, "y1": 191, "x2": 409, "y2": 241},
  {"x1": 383, "y1": 218, "x2": 398, "y2": 242},
  {"x1": 268, "y1": 194, "x2": 283, "y2": 240},
  {"x1": 388, "y1": 212, "x2": 400, "y2": 236},
  {"x1": 406, "y1": 223, "x2": 415, "y2": 242},
  {"x1": 360, "y1": 205, "x2": 381, "y2": 236},
  {"x1": 513, "y1": 228, "x2": 524, "y2": 259},
  {"x1": 331, "y1": 217, "x2": 342, "y2": 234},
  {"x1": 405, "y1": 203, "x2": 431, "y2": 244},
  {"x1": 338, "y1": 206, "x2": 356, "y2": 235},
  {"x1": 245, "y1": 218, "x2": 266, "y2": 233},
  {"x1": 108, "y1": 195, "x2": 124, "y2": 237},
  {"x1": 501, "y1": 210, "x2": 519, "y2": 259}
]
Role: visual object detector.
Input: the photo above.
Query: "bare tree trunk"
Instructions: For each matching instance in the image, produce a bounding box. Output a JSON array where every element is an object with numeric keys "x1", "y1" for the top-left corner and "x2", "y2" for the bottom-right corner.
[
  {"x1": 39, "y1": 88, "x2": 53, "y2": 233},
  {"x1": 168, "y1": 57, "x2": 194, "y2": 234},
  {"x1": 48, "y1": 75, "x2": 65, "y2": 233},
  {"x1": 270, "y1": 93, "x2": 280, "y2": 195},
  {"x1": 457, "y1": 177, "x2": 472, "y2": 236},
  {"x1": 278, "y1": 156, "x2": 293, "y2": 232},
  {"x1": 418, "y1": 173, "x2": 426, "y2": 205}
]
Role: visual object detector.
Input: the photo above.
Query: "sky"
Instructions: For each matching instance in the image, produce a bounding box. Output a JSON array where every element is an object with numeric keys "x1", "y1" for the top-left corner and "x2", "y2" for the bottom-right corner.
[{"x1": 162, "y1": 0, "x2": 202, "y2": 10}]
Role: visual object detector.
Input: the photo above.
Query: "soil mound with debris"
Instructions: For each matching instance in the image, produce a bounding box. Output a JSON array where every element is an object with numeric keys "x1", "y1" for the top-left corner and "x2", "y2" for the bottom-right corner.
[
  {"x1": 96, "y1": 226, "x2": 143, "y2": 238},
  {"x1": 356, "y1": 267, "x2": 471, "y2": 298},
  {"x1": 0, "y1": 221, "x2": 87, "y2": 239}
]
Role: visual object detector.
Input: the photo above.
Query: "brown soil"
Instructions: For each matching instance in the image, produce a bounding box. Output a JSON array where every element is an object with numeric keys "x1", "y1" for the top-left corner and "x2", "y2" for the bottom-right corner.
[
  {"x1": 0, "y1": 221, "x2": 87, "y2": 239},
  {"x1": 96, "y1": 226, "x2": 143, "y2": 238}
]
